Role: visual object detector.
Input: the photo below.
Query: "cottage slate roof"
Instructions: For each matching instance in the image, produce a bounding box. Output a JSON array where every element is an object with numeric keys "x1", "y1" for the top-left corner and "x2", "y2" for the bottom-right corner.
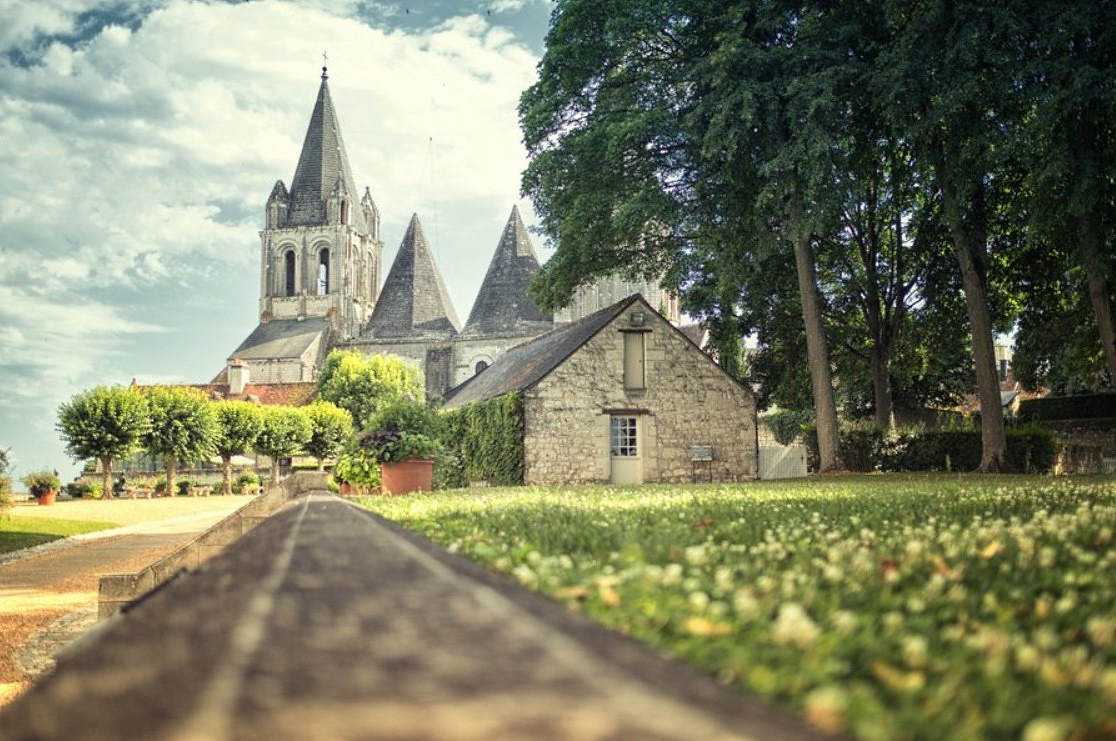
[
  {"x1": 462, "y1": 206, "x2": 552, "y2": 337},
  {"x1": 228, "y1": 317, "x2": 329, "y2": 361},
  {"x1": 286, "y1": 71, "x2": 367, "y2": 232},
  {"x1": 442, "y1": 295, "x2": 640, "y2": 409},
  {"x1": 365, "y1": 214, "x2": 460, "y2": 338}
]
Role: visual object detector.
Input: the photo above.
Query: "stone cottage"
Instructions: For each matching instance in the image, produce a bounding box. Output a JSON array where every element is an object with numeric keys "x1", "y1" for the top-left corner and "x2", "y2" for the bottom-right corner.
[{"x1": 443, "y1": 295, "x2": 757, "y2": 485}]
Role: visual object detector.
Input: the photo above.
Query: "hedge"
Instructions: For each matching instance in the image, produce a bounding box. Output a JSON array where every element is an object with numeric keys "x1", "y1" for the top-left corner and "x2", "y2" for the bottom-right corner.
[
  {"x1": 804, "y1": 423, "x2": 1058, "y2": 473},
  {"x1": 438, "y1": 392, "x2": 524, "y2": 487},
  {"x1": 1018, "y1": 393, "x2": 1116, "y2": 422}
]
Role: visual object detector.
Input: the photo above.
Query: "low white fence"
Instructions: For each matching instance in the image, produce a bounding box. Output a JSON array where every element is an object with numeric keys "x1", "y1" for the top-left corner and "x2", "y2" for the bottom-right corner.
[{"x1": 759, "y1": 444, "x2": 808, "y2": 480}]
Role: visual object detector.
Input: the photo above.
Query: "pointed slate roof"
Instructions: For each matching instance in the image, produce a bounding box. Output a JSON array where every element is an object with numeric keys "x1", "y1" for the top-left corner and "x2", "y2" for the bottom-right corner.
[
  {"x1": 462, "y1": 205, "x2": 552, "y2": 336},
  {"x1": 443, "y1": 295, "x2": 641, "y2": 409},
  {"x1": 366, "y1": 214, "x2": 460, "y2": 338},
  {"x1": 287, "y1": 69, "x2": 367, "y2": 231}
]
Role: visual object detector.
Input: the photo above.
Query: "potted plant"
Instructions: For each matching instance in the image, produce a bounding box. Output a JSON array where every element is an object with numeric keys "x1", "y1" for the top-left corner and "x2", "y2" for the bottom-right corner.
[
  {"x1": 22, "y1": 470, "x2": 61, "y2": 506},
  {"x1": 361, "y1": 399, "x2": 442, "y2": 495}
]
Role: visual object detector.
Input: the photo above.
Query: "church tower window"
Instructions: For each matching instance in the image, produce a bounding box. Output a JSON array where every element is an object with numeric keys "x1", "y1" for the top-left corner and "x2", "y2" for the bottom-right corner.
[
  {"x1": 318, "y1": 249, "x2": 330, "y2": 295},
  {"x1": 284, "y1": 251, "x2": 296, "y2": 297},
  {"x1": 340, "y1": 200, "x2": 349, "y2": 225}
]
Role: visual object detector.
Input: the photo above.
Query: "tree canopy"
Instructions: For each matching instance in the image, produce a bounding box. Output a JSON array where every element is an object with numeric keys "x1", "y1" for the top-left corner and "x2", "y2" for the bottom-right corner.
[
  {"x1": 316, "y1": 350, "x2": 423, "y2": 428},
  {"x1": 143, "y1": 386, "x2": 218, "y2": 497},
  {"x1": 304, "y1": 401, "x2": 354, "y2": 470},
  {"x1": 57, "y1": 386, "x2": 150, "y2": 500},
  {"x1": 213, "y1": 401, "x2": 263, "y2": 495}
]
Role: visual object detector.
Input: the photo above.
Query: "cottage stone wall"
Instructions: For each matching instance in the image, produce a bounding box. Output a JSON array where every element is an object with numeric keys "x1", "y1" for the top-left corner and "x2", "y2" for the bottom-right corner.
[{"x1": 523, "y1": 303, "x2": 756, "y2": 485}]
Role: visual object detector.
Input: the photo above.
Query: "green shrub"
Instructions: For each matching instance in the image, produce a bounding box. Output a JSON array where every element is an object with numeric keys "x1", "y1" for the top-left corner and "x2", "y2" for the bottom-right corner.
[
  {"x1": 1019, "y1": 392, "x2": 1116, "y2": 422},
  {"x1": 439, "y1": 392, "x2": 524, "y2": 487},
  {"x1": 64, "y1": 481, "x2": 103, "y2": 499},
  {"x1": 761, "y1": 409, "x2": 813, "y2": 445},
  {"x1": 334, "y1": 436, "x2": 381, "y2": 492},
  {"x1": 804, "y1": 423, "x2": 1057, "y2": 473},
  {"x1": 326, "y1": 476, "x2": 340, "y2": 493},
  {"x1": 0, "y1": 476, "x2": 12, "y2": 516},
  {"x1": 361, "y1": 399, "x2": 444, "y2": 463},
  {"x1": 232, "y1": 471, "x2": 261, "y2": 495},
  {"x1": 153, "y1": 476, "x2": 168, "y2": 495},
  {"x1": 176, "y1": 479, "x2": 194, "y2": 496}
]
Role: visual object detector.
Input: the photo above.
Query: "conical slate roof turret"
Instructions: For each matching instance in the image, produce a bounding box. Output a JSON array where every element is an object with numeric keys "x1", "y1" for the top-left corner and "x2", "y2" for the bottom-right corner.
[
  {"x1": 367, "y1": 214, "x2": 460, "y2": 338},
  {"x1": 462, "y1": 205, "x2": 552, "y2": 336},
  {"x1": 286, "y1": 68, "x2": 366, "y2": 231}
]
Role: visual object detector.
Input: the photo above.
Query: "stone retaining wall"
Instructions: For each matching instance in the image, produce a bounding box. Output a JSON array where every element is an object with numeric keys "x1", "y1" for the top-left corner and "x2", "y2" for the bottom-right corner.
[{"x1": 97, "y1": 471, "x2": 330, "y2": 619}]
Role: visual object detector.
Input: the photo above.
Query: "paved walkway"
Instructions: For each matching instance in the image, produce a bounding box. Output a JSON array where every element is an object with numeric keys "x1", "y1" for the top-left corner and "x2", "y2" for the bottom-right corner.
[
  {"x1": 0, "y1": 506, "x2": 243, "y2": 706},
  {"x1": 0, "y1": 494, "x2": 820, "y2": 740}
]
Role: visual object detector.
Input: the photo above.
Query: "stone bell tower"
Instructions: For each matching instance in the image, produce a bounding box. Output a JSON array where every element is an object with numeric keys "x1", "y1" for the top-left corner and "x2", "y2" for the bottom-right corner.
[{"x1": 258, "y1": 64, "x2": 383, "y2": 339}]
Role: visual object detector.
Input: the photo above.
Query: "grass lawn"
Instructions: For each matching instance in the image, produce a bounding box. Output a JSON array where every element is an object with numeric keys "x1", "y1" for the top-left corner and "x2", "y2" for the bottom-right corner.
[
  {"x1": 0, "y1": 516, "x2": 117, "y2": 555},
  {"x1": 360, "y1": 474, "x2": 1116, "y2": 740}
]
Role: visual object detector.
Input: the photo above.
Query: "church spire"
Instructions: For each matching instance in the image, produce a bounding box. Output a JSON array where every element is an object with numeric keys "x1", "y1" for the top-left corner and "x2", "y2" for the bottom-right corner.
[
  {"x1": 462, "y1": 205, "x2": 551, "y2": 336},
  {"x1": 285, "y1": 66, "x2": 365, "y2": 230},
  {"x1": 366, "y1": 214, "x2": 460, "y2": 338}
]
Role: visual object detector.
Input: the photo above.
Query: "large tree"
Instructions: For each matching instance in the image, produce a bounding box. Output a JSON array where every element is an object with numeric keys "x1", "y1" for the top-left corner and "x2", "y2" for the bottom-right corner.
[
  {"x1": 521, "y1": 0, "x2": 845, "y2": 469},
  {"x1": 143, "y1": 386, "x2": 218, "y2": 497},
  {"x1": 57, "y1": 386, "x2": 150, "y2": 501},
  {"x1": 213, "y1": 401, "x2": 262, "y2": 495},
  {"x1": 316, "y1": 350, "x2": 422, "y2": 428},
  {"x1": 254, "y1": 406, "x2": 312, "y2": 487}
]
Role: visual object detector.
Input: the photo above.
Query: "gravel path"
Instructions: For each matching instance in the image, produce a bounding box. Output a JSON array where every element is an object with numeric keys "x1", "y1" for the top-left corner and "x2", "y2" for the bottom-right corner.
[{"x1": 0, "y1": 503, "x2": 244, "y2": 707}]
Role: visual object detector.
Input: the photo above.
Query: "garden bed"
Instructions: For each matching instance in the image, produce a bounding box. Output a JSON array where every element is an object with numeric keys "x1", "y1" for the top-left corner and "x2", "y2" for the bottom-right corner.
[{"x1": 360, "y1": 474, "x2": 1116, "y2": 739}]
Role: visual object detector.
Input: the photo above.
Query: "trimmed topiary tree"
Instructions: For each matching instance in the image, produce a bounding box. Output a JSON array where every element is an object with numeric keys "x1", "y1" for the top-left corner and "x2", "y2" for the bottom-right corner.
[
  {"x1": 57, "y1": 386, "x2": 151, "y2": 502},
  {"x1": 254, "y1": 406, "x2": 312, "y2": 486},
  {"x1": 304, "y1": 401, "x2": 353, "y2": 471},
  {"x1": 213, "y1": 401, "x2": 262, "y2": 495},
  {"x1": 143, "y1": 387, "x2": 218, "y2": 498}
]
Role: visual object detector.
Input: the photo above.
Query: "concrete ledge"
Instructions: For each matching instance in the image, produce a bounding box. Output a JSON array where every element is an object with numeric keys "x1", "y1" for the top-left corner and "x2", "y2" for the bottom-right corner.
[{"x1": 97, "y1": 471, "x2": 331, "y2": 619}]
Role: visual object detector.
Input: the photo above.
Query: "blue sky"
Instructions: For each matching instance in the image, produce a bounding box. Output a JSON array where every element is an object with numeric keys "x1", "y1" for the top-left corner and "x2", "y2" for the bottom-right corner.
[{"x1": 0, "y1": 0, "x2": 553, "y2": 480}]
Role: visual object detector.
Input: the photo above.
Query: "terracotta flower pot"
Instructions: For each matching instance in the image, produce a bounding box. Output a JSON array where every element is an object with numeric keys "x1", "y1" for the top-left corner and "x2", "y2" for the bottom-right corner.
[
  {"x1": 37, "y1": 489, "x2": 57, "y2": 506},
  {"x1": 380, "y1": 459, "x2": 434, "y2": 495}
]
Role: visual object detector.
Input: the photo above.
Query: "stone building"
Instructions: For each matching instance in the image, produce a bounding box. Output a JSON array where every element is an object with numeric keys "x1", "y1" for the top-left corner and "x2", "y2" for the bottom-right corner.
[
  {"x1": 223, "y1": 67, "x2": 680, "y2": 396},
  {"x1": 443, "y1": 295, "x2": 757, "y2": 485}
]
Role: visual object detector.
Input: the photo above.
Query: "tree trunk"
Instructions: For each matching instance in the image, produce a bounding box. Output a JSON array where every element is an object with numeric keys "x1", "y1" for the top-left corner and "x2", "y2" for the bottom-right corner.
[
  {"x1": 317, "y1": 458, "x2": 324, "y2": 472},
  {"x1": 223, "y1": 455, "x2": 233, "y2": 496},
  {"x1": 938, "y1": 178, "x2": 1006, "y2": 471},
  {"x1": 789, "y1": 205, "x2": 841, "y2": 472},
  {"x1": 271, "y1": 459, "x2": 281, "y2": 489},
  {"x1": 166, "y1": 456, "x2": 177, "y2": 498},
  {"x1": 101, "y1": 458, "x2": 112, "y2": 502},
  {"x1": 1079, "y1": 212, "x2": 1116, "y2": 385},
  {"x1": 870, "y1": 344, "x2": 893, "y2": 429}
]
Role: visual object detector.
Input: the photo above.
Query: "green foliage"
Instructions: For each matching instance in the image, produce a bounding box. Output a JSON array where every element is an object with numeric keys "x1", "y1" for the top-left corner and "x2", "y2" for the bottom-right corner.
[
  {"x1": 360, "y1": 476, "x2": 1116, "y2": 739},
  {"x1": 213, "y1": 401, "x2": 262, "y2": 458},
  {"x1": 316, "y1": 350, "x2": 423, "y2": 428},
  {"x1": 64, "y1": 481, "x2": 102, "y2": 500},
  {"x1": 1018, "y1": 393, "x2": 1116, "y2": 423},
  {"x1": 253, "y1": 406, "x2": 312, "y2": 461},
  {"x1": 0, "y1": 447, "x2": 10, "y2": 515},
  {"x1": 232, "y1": 471, "x2": 261, "y2": 495},
  {"x1": 56, "y1": 386, "x2": 150, "y2": 466},
  {"x1": 21, "y1": 470, "x2": 61, "y2": 498},
  {"x1": 760, "y1": 410, "x2": 813, "y2": 446},
  {"x1": 333, "y1": 436, "x2": 382, "y2": 490},
  {"x1": 176, "y1": 479, "x2": 194, "y2": 496},
  {"x1": 362, "y1": 398, "x2": 443, "y2": 463},
  {"x1": 439, "y1": 392, "x2": 524, "y2": 486},
  {"x1": 803, "y1": 423, "x2": 1059, "y2": 474},
  {"x1": 142, "y1": 386, "x2": 218, "y2": 465},
  {"x1": 304, "y1": 401, "x2": 354, "y2": 464}
]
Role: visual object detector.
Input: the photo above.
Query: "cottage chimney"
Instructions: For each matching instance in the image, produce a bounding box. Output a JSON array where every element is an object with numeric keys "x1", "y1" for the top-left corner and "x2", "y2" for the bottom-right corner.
[{"x1": 228, "y1": 359, "x2": 250, "y2": 395}]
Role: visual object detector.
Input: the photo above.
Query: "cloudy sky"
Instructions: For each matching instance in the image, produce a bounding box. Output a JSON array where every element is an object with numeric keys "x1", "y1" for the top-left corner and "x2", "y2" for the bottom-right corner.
[{"x1": 0, "y1": 0, "x2": 553, "y2": 480}]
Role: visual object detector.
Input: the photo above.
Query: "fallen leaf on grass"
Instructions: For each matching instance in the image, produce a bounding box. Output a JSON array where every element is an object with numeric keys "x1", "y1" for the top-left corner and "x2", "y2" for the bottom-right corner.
[
  {"x1": 871, "y1": 661, "x2": 925, "y2": 691},
  {"x1": 685, "y1": 616, "x2": 732, "y2": 636}
]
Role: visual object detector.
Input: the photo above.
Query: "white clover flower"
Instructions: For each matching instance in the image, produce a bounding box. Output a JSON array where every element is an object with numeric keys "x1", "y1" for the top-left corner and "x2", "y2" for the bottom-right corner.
[
  {"x1": 1016, "y1": 644, "x2": 1040, "y2": 671},
  {"x1": 511, "y1": 564, "x2": 536, "y2": 588},
  {"x1": 771, "y1": 602, "x2": 819, "y2": 648},
  {"x1": 830, "y1": 609, "x2": 857, "y2": 636},
  {"x1": 1086, "y1": 617, "x2": 1115, "y2": 647},
  {"x1": 732, "y1": 588, "x2": 760, "y2": 620},
  {"x1": 1021, "y1": 717, "x2": 1072, "y2": 741},
  {"x1": 883, "y1": 611, "x2": 904, "y2": 633},
  {"x1": 558, "y1": 555, "x2": 574, "y2": 570},
  {"x1": 902, "y1": 635, "x2": 928, "y2": 669},
  {"x1": 708, "y1": 600, "x2": 729, "y2": 618},
  {"x1": 1097, "y1": 668, "x2": 1116, "y2": 703},
  {"x1": 662, "y1": 563, "x2": 684, "y2": 586},
  {"x1": 685, "y1": 544, "x2": 709, "y2": 566},
  {"x1": 688, "y1": 591, "x2": 710, "y2": 612},
  {"x1": 714, "y1": 566, "x2": 734, "y2": 592},
  {"x1": 803, "y1": 684, "x2": 848, "y2": 734}
]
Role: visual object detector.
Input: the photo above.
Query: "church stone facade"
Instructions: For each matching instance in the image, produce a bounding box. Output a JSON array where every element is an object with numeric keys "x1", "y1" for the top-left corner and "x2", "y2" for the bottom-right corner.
[{"x1": 226, "y1": 69, "x2": 678, "y2": 397}]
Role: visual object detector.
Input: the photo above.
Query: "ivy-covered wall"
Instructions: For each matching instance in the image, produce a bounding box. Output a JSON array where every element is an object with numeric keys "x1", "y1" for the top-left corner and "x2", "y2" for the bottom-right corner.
[{"x1": 438, "y1": 391, "x2": 524, "y2": 487}]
